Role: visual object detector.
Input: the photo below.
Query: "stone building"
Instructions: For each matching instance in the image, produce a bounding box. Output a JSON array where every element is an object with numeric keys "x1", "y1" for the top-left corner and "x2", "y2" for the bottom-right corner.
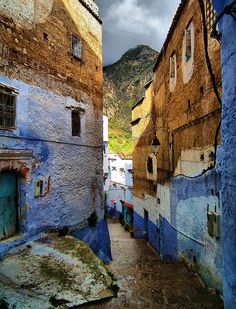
[
  {"x1": 132, "y1": 0, "x2": 222, "y2": 291},
  {"x1": 0, "y1": 0, "x2": 111, "y2": 262},
  {"x1": 105, "y1": 153, "x2": 133, "y2": 218}
]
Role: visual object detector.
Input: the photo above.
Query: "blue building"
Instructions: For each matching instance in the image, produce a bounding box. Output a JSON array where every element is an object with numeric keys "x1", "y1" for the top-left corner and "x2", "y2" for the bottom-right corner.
[
  {"x1": 0, "y1": 0, "x2": 111, "y2": 263},
  {"x1": 213, "y1": 0, "x2": 236, "y2": 307},
  {"x1": 132, "y1": 0, "x2": 223, "y2": 293}
]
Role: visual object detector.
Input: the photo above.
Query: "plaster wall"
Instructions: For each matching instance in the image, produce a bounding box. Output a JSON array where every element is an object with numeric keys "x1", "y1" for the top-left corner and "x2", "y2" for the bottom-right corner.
[
  {"x1": 0, "y1": 75, "x2": 104, "y2": 229},
  {"x1": 213, "y1": 0, "x2": 236, "y2": 307},
  {"x1": 0, "y1": 0, "x2": 103, "y2": 108},
  {"x1": 0, "y1": 0, "x2": 110, "y2": 261}
]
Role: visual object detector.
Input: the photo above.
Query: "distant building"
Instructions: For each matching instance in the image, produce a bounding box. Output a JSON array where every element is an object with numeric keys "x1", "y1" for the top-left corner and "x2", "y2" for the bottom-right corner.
[
  {"x1": 103, "y1": 115, "x2": 109, "y2": 190},
  {"x1": 106, "y1": 153, "x2": 133, "y2": 219},
  {"x1": 0, "y1": 0, "x2": 111, "y2": 262},
  {"x1": 132, "y1": 0, "x2": 222, "y2": 292}
]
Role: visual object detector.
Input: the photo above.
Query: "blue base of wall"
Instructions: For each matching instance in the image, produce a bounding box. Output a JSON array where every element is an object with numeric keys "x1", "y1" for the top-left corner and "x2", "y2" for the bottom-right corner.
[
  {"x1": 72, "y1": 219, "x2": 112, "y2": 264},
  {"x1": 133, "y1": 211, "x2": 160, "y2": 252},
  {"x1": 161, "y1": 217, "x2": 178, "y2": 261},
  {"x1": 107, "y1": 207, "x2": 122, "y2": 220},
  {"x1": 133, "y1": 211, "x2": 146, "y2": 239}
]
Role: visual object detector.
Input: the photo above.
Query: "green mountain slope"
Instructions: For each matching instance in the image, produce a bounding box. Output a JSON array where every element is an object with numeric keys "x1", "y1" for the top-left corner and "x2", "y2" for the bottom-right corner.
[{"x1": 103, "y1": 45, "x2": 158, "y2": 156}]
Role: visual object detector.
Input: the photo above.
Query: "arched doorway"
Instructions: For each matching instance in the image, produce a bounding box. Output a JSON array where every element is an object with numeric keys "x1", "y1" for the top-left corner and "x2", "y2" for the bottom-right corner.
[{"x1": 0, "y1": 172, "x2": 19, "y2": 240}]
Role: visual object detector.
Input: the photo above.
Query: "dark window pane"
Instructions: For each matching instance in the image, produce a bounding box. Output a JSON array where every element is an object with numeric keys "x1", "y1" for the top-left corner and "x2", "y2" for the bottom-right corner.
[
  {"x1": 185, "y1": 28, "x2": 192, "y2": 62},
  {"x1": 72, "y1": 110, "x2": 81, "y2": 136},
  {"x1": 0, "y1": 90, "x2": 16, "y2": 129},
  {"x1": 147, "y1": 157, "x2": 153, "y2": 173}
]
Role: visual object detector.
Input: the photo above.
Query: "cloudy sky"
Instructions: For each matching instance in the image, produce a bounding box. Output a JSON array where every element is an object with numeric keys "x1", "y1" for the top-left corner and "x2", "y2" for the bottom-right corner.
[{"x1": 96, "y1": 0, "x2": 181, "y2": 65}]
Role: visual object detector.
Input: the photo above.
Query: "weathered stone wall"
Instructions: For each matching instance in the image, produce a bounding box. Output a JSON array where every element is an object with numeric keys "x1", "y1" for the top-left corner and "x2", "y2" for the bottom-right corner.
[
  {"x1": 132, "y1": 0, "x2": 223, "y2": 292},
  {"x1": 213, "y1": 0, "x2": 236, "y2": 307},
  {"x1": 0, "y1": 0, "x2": 103, "y2": 108},
  {"x1": 0, "y1": 0, "x2": 110, "y2": 261}
]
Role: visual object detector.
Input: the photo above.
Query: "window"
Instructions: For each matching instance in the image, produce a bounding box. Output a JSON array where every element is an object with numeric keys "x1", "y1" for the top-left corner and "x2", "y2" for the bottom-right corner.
[
  {"x1": 170, "y1": 53, "x2": 177, "y2": 92},
  {"x1": 147, "y1": 156, "x2": 153, "y2": 173},
  {"x1": 0, "y1": 90, "x2": 16, "y2": 129},
  {"x1": 72, "y1": 110, "x2": 81, "y2": 136},
  {"x1": 120, "y1": 168, "x2": 125, "y2": 177},
  {"x1": 182, "y1": 21, "x2": 194, "y2": 84},
  {"x1": 185, "y1": 27, "x2": 192, "y2": 62},
  {"x1": 170, "y1": 54, "x2": 176, "y2": 79},
  {"x1": 71, "y1": 34, "x2": 82, "y2": 60}
]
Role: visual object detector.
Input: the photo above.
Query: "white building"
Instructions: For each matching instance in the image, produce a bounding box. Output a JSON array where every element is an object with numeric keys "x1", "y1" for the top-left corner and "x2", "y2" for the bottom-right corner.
[
  {"x1": 106, "y1": 153, "x2": 133, "y2": 217},
  {"x1": 103, "y1": 115, "x2": 109, "y2": 190}
]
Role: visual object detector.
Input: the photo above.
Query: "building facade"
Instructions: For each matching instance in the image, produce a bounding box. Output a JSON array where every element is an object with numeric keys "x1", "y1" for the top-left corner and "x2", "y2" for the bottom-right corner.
[
  {"x1": 105, "y1": 153, "x2": 133, "y2": 219},
  {"x1": 132, "y1": 0, "x2": 223, "y2": 291},
  {"x1": 103, "y1": 115, "x2": 109, "y2": 190},
  {"x1": 0, "y1": 0, "x2": 111, "y2": 262}
]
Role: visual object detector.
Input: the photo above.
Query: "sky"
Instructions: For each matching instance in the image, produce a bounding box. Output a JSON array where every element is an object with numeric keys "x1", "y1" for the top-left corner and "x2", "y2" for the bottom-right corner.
[{"x1": 96, "y1": 0, "x2": 181, "y2": 65}]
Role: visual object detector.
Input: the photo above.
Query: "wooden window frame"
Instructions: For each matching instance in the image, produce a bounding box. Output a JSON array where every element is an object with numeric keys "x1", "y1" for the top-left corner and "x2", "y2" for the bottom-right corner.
[{"x1": 0, "y1": 89, "x2": 16, "y2": 130}]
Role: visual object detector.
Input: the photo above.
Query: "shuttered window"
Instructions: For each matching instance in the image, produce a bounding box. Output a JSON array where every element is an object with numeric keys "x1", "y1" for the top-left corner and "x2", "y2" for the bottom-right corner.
[
  {"x1": 185, "y1": 28, "x2": 192, "y2": 62},
  {"x1": 72, "y1": 110, "x2": 81, "y2": 136},
  {"x1": 0, "y1": 91, "x2": 16, "y2": 129},
  {"x1": 170, "y1": 54, "x2": 176, "y2": 79}
]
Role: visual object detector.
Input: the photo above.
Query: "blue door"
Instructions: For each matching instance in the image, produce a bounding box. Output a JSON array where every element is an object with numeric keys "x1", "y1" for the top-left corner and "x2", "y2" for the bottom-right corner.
[{"x1": 0, "y1": 172, "x2": 18, "y2": 240}]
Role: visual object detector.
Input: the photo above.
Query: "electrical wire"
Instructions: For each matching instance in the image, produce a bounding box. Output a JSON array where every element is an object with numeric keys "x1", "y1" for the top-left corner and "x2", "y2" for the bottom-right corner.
[
  {"x1": 171, "y1": 0, "x2": 223, "y2": 180},
  {"x1": 198, "y1": 0, "x2": 222, "y2": 106}
]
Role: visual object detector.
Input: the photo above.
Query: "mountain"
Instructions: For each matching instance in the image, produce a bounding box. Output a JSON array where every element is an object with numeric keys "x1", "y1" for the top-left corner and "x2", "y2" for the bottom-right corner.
[{"x1": 103, "y1": 45, "x2": 159, "y2": 156}]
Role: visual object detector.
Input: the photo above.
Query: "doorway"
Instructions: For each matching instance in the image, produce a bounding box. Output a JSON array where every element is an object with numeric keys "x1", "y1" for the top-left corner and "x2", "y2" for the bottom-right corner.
[
  {"x1": 0, "y1": 172, "x2": 19, "y2": 240},
  {"x1": 144, "y1": 209, "x2": 149, "y2": 240}
]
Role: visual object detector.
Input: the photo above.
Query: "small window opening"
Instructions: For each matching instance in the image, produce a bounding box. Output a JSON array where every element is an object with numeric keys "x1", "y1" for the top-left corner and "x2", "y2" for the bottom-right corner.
[
  {"x1": 147, "y1": 156, "x2": 153, "y2": 173},
  {"x1": 43, "y1": 33, "x2": 48, "y2": 41},
  {"x1": 170, "y1": 54, "x2": 176, "y2": 79},
  {"x1": 0, "y1": 90, "x2": 16, "y2": 129},
  {"x1": 71, "y1": 34, "x2": 82, "y2": 60},
  {"x1": 185, "y1": 27, "x2": 192, "y2": 62},
  {"x1": 72, "y1": 110, "x2": 81, "y2": 136},
  {"x1": 188, "y1": 100, "x2": 191, "y2": 110}
]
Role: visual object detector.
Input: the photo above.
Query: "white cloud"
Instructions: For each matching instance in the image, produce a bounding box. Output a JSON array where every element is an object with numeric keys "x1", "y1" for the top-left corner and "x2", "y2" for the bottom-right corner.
[{"x1": 97, "y1": 0, "x2": 181, "y2": 65}]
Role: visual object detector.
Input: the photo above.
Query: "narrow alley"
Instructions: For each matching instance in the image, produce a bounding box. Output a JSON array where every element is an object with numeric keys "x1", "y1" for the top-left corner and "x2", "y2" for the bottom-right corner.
[{"x1": 82, "y1": 221, "x2": 223, "y2": 309}]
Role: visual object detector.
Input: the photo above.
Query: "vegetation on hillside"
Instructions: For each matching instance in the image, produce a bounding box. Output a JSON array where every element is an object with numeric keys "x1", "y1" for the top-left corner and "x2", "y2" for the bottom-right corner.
[{"x1": 103, "y1": 45, "x2": 158, "y2": 156}]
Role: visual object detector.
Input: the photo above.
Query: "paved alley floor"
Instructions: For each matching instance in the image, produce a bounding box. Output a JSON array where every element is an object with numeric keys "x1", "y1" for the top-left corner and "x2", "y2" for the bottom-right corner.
[{"x1": 81, "y1": 221, "x2": 224, "y2": 309}]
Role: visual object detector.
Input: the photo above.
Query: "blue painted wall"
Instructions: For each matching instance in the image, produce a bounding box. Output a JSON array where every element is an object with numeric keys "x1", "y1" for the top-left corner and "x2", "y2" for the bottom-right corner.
[
  {"x1": 133, "y1": 169, "x2": 223, "y2": 291},
  {"x1": 0, "y1": 76, "x2": 111, "y2": 262},
  {"x1": 213, "y1": 1, "x2": 236, "y2": 307}
]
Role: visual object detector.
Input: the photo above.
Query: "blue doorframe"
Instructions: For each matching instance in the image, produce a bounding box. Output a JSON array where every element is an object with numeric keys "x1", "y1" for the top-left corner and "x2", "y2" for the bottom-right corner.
[{"x1": 0, "y1": 172, "x2": 18, "y2": 240}]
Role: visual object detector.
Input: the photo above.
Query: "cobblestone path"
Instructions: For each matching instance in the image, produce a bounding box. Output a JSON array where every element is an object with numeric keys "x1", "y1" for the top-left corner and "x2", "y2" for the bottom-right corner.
[{"x1": 81, "y1": 221, "x2": 224, "y2": 309}]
